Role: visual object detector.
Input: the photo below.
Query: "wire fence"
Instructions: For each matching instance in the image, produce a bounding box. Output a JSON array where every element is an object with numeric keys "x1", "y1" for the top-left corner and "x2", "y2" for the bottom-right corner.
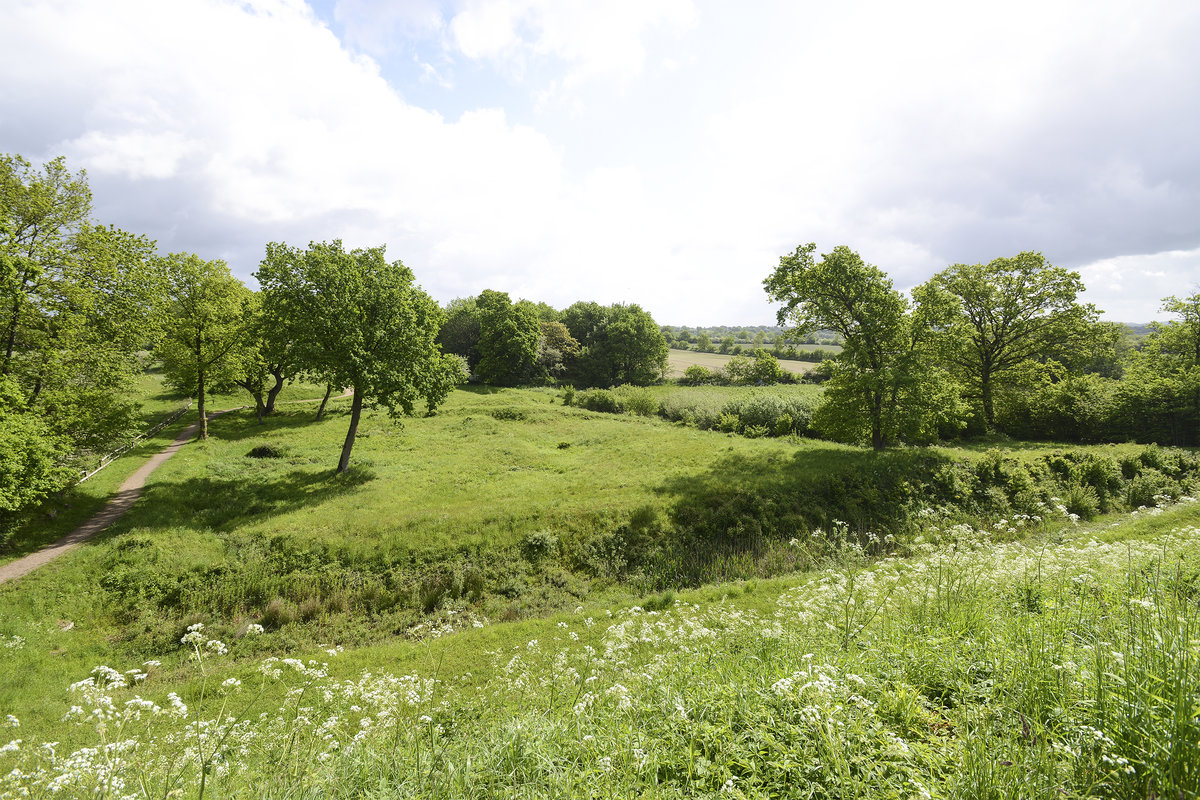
[{"x1": 77, "y1": 400, "x2": 194, "y2": 484}]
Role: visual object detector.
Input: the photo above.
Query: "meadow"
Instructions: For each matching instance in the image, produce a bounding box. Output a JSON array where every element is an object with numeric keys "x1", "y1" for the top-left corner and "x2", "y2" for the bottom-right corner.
[
  {"x1": 1, "y1": 380, "x2": 1198, "y2": 798},
  {"x1": 666, "y1": 348, "x2": 816, "y2": 377}
]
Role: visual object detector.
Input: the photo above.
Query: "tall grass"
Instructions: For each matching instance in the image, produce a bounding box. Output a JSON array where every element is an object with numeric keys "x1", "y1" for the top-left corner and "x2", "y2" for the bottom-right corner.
[{"x1": 3, "y1": 506, "x2": 1197, "y2": 798}]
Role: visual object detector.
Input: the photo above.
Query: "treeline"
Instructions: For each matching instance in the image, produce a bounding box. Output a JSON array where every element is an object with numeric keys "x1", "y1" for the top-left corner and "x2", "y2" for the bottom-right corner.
[
  {"x1": 0, "y1": 153, "x2": 672, "y2": 538},
  {"x1": 1, "y1": 155, "x2": 468, "y2": 539},
  {"x1": 662, "y1": 324, "x2": 841, "y2": 358},
  {"x1": 765, "y1": 244, "x2": 1199, "y2": 449},
  {"x1": 435, "y1": 293, "x2": 668, "y2": 388}
]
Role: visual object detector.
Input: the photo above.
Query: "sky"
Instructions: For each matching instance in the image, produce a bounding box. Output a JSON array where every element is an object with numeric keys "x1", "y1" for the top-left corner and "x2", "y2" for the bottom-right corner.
[{"x1": 2, "y1": 0, "x2": 1198, "y2": 326}]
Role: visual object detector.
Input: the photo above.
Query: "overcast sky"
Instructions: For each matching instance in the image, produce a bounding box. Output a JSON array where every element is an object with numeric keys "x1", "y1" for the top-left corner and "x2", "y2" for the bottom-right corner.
[{"x1": 3, "y1": 0, "x2": 1198, "y2": 325}]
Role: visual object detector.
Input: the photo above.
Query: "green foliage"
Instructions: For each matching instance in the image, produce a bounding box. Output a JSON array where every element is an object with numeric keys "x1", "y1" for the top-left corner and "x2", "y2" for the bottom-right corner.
[
  {"x1": 436, "y1": 296, "x2": 482, "y2": 370},
  {"x1": 0, "y1": 376, "x2": 70, "y2": 544},
  {"x1": 613, "y1": 386, "x2": 657, "y2": 417},
  {"x1": 680, "y1": 364, "x2": 720, "y2": 385},
  {"x1": 765, "y1": 243, "x2": 957, "y2": 448},
  {"x1": 575, "y1": 388, "x2": 622, "y2": 413},
  {"x1": 923, "y1": 251, "x2": 1098, "y2": 429},
  {"x1": 1, "y1": 153, "x2": 164, "y2": 468},
  {"x1": 159, "y1": 253, "x2": 251, "y2": 439},
  {"x1": 255, "y1": 240, "x2": 467, "y2": 472},
  {"x1": 475, "y1": 289, "x2": 541, "y2": 386},
  {"x1": 562, "y1": 302, "x2": 668, "y2": 387}
]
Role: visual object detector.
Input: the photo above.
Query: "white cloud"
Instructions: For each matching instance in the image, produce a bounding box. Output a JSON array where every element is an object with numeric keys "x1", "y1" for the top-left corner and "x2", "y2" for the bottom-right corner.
[
  {"x1": 2, "y1": 0, "x2": 1198, "y2": 325},
  {"x1": 1079, "y1": 248, "x2": 1200, "y2": 323}
]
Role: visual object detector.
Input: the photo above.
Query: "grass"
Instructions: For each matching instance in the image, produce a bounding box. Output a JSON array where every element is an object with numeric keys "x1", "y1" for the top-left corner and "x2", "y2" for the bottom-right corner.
[
  {"x1": 1, "y1": 499, "x2": 1196, "y2": 798},
  {"x1": 1, "y1": 379, "x2": 1198, "y2": 797},
  {"x1": 0, "y1": 378, "x2": 335, "y2": 565},
  {"x1": 666, "y1": 348, "x2": 816, "y2": 377}
]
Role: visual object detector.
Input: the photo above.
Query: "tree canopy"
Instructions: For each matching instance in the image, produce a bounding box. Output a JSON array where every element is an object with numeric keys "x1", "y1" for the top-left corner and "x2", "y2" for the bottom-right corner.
[
  {"x1": 561, "y1": 301, "x2": 667, "y2": 387},
  {"x1": 255, "y1": 240, "x2": 466, "y2": 473},
  {"x1": 765, "y1": 243, "x2": 961, "y2": 448},
  {"x1": 159, "y1": 254, "x2": 252, "y2": 440},
  {"x1": 922, "y1": 252, "x2": 1097, "y2": 430}
]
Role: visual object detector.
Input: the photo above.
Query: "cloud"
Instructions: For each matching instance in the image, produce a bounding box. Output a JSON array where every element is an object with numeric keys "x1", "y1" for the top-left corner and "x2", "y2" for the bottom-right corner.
[{"x1": 2, "y1": 0, "x2": 1198, "y2": 325}]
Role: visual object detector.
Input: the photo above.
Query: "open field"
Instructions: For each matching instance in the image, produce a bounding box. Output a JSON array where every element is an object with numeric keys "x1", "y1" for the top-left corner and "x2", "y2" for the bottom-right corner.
[
  {"x1": 666, "y1": 348, "x2": 819, "y2": 377},
  {"x1": 1, "y1": 380, "x2": 1198, "y2": 797}
]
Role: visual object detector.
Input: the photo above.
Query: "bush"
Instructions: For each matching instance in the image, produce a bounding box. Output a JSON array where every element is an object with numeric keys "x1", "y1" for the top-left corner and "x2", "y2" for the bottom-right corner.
[
  {"x1": 561, "y1": 386, "x2": 576, "y2": 406},
  {"x1": 613, "y1": 386, "x2": 658, "y2": 417},
  {"x1": 681, "y1": 365, "x2": 721, "y2": 385},
  {"x1": 261, "y1": 598, "x2": 297, "y2": 629},
  {"x1": 576, "y1": 389, "x2": 622, "y2": 414}
]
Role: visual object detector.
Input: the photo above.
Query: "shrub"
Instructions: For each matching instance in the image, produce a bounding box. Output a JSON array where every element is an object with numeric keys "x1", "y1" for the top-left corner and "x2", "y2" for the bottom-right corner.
[
  {"x1": 614, "y1": 386, "x2": 658, "y2": 417},
  {"x1": 247, "y1": 444, "x2": 285, "y2": 459},
  {"x1": 681, "y1": 365, "x2": 721, "y2": 385},
  {"x1": 718, "y1": 413, "x2": 740, "y2": 433},
  {"x1": 561, "y1": 386, "x2": 576, "y2": 406},
  {"x1": 576, "y1": 389, "x2": 622, "y2": 414},
  {"x1": 490, "y1": 407, "x2": 527, "y2": 421},
  {"x1": 774, "y1": 413, "x2": 794, "y2": 437},
  {"x1": 521, "y1": 530, "x2": 560, "y2": 561},
  {"x1": 1063, "y1": 484, "x2": 1100, "y2": 520},
  {"x1": 261, "y1": 598, "x2": 297, "y2": 629}
]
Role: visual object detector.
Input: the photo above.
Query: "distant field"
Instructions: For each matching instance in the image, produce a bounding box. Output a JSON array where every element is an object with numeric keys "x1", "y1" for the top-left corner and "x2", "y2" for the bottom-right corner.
[{"x1": 667, "y1": 348, "x2": 818, "y2": 377}]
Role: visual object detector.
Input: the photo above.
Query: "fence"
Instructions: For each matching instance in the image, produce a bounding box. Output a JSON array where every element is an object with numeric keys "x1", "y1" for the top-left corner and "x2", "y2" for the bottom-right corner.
[{"x1": 77, "y1": 400, "x2": 193, "y2": 484}]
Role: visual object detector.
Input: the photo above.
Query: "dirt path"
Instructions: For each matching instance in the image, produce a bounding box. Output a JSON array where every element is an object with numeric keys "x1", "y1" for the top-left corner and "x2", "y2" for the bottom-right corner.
[{"x1": 0, "y1": 389, "x2": 352, "y2": 586}]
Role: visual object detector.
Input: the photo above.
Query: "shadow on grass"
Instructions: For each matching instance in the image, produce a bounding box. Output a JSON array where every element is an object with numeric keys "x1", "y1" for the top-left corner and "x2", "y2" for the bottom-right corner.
[
  {"x1": 658, "y1": 445, "x2": 959, "y2": 544},
  {"x1": 119, "y1": 464, "x2": 376, "y2": 534}
]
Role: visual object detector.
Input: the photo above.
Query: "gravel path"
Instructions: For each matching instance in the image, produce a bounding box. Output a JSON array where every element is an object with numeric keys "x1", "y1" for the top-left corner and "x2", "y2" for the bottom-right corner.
[
  {"x1": 0, "y1": 410, "x2": 240, "y2": 585},
  {"x1": 0, "y1": 389, "x2": 353, "y2": 587}
]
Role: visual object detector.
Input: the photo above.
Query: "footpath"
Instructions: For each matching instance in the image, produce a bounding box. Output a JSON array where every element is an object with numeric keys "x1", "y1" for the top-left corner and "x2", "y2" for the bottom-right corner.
[
  {"x1": 0, "y1": 389, "x2": 353, "y2": 586},
  {"x1": 0, "y1": 409, "x2": 238, "y2": 585}
]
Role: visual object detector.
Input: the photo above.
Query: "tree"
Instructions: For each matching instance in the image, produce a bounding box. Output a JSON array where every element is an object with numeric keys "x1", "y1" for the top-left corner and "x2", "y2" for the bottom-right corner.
[
  {"x1": 764, "y1": 243, "x2": 958, "y2": 449},
  {"x1": 159, "y1": 254, "x2": 251, "y2": 440},
  {"x1": 255, "y1": 240, "x2": 466, "y2": 473},
  {"x1": 922, "y1": 252, "x2": 1098, "y2": 431},
  {"x1": 437, "y1": 297, "x2": 482, "y2": 371},
  {"x1": 0, "y1": 375, "x2": 70, "y2": 545},
  {"x1": 536, "y1": 320, "x2": 579, "y2": 378},
  {"x1": 693, "y1": 332, "x2": 713, "y2": 352},
  {"x1": 231, "y1": 292, "x2": 299, "y2": 422},
  {"x1": 2, "y1": 154, "x2": 164, "y2": 456},
  {"x1": 475, "y1": 289, "x2": 540, "y2": 386},
  {"x1": 562, "y1": 302, "x2": 668, "y2": 387}
]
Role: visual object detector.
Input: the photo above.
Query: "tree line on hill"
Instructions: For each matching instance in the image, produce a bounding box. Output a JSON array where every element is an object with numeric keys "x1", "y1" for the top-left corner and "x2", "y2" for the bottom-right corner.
[
  {"x1": 435, "y1": 292, "x2": 667, "y2": 388},
  {"x1": 765, "y1": 243, "x2": 1199, "y2": 449},
  {"x1": 0, "y1": 154, "x2": 670, "y2": 539},
  {"x1": 662, "y1": 325, "x2": 841, "y2": 361}
]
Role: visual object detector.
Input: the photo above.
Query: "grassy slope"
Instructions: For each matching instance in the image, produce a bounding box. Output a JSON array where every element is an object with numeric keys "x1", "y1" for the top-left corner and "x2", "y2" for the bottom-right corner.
[{"x1": 2, "y1": 496, "x2": 1196, "y2": 797}]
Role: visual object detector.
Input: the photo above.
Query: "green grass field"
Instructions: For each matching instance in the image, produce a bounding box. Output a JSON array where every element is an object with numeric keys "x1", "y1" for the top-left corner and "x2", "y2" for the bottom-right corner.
[
  {"x1": 1, "y1": 379, "x2": 1197, "y2": 797},
  {"x1": 666, "y1": 348, "x2": 816, "y2": 377}
]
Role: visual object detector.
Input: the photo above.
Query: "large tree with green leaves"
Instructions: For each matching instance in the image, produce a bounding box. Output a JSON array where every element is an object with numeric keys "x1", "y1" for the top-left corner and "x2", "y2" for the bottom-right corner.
[
  {"x1": 230, "y1": 291, "x2": 300, "y2": 422},
  {"x1": 159, "y1": 254, "x2": 252, "y2": 440},
  {"x1": 475, "y1": 289, "x2": 540, "y2": 386},
  {"x1": 2, "y1": 154, "x2": 164, "y2": 455},
  {"x1": 765, "y1": 243, "x2": 960, "y2": 449},
  {"x1": 922, "y1": 252, "x2": 1098, "y2": 430},
  {"x1": 256, "y1": 240, "x2": 466, "y2": 473},
  {"x1": 561, "y1": 302, "x2": 667, "y2": 387}
]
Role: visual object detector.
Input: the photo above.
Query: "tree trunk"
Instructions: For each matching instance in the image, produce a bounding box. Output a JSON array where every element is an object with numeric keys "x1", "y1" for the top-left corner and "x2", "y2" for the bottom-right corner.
[
  {"x1": 264, "y1": 365, "x2": 286, "y2": 414},
  {"x1": 315, "y1": 383, "x2": 334, "y2": 421},
  {"x1": 198, "y1": 368, "x2": 207, "y2": 440},
  {"x1": 981, "y1": 375, "x2": 994, "y2": 432},
  {"x1": 235, "y1": 380, "x2": 266, "y2": 422},
  {"x1": 337, "y1": 389, "x2": 363, "y2": 473},
  {"x1": 871, "y1": 391, "x2": 886, "y2": 450}
]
